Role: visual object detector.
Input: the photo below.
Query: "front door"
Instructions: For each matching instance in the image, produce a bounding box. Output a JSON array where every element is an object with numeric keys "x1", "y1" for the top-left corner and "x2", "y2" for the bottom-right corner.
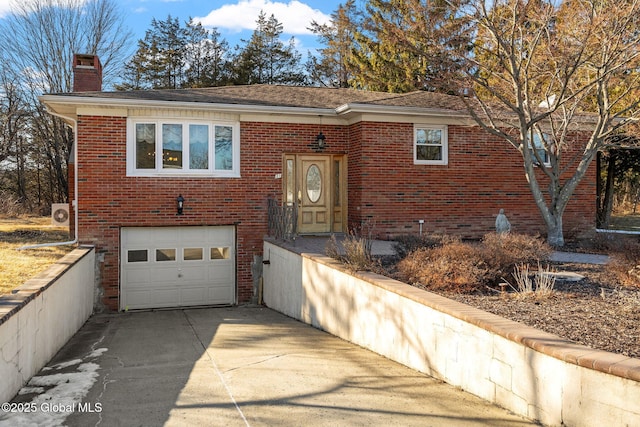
[{"x1": 284, "y1": 154, "x2": 346, "y2": 234}]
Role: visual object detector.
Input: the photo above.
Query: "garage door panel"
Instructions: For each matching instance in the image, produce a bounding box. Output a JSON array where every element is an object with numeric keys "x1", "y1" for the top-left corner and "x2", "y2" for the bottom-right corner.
[
  {"x1": 208, "y1": 265, "x2": 234, "y2": 283},
  {"x1": 209, "y1": 286, "x2": 234, "y2": 303},
  {"x1": 206, "y1": 227, "x2": 233, "y2": 241},
  {"x1": 123, "y1": 269, "x2": 150, "y2": 285},
  {"x1": 125, "y1": 290, "x2": 152, "y2": 309},
  {"x1": 149, "y1": 266, "x2": 182, "y2": 284},
  {"x1": 180, "y1": 228, "x2": 208, "y2": 243},
  {"x1": 180, "y1": 287, "x2": 208, "y2": 305},
  {"x1": 152, "y1": 288, "x2": 180, "y2": 305},
  {"x1": 181, "y1": 265, "x2": 207, "y2": 282},
  {"x1": 121, "y1": 226, "x2": 236, "y2": 310}
]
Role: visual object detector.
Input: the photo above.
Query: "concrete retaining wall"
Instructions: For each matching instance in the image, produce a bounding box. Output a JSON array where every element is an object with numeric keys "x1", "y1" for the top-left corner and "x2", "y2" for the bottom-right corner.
[
  {"x1": 262, "y1": 240, "x2": 640, "y2": 427},
  {"x1": 0, "y1": 247, "x2": 95, "y2": 404}
]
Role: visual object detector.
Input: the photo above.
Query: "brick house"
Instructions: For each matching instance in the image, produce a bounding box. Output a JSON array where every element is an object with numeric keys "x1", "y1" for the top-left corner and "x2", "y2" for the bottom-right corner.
[{"x1": 40, "y1": 54, "x2": 596, "y2": 311}]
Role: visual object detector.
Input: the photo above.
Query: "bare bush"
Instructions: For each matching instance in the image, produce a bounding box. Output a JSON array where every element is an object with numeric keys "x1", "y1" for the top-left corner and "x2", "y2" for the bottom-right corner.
[
  {"x1": 325, "y1": 234, "x2": 342, "y2": 260},
  {"x1": 392, "y1": 233, "x2": 458, "y2": 259},
  {"x1": 592, "y1": 234, "x2": 640, "y2": 288},
  {"x1": 0, "y1": 191, "x2": 27, "y2": 217},
  {"x1": 394, "y1": 232, "x2": 552, "y2": 294},
  {"x1": 396, "y1": 241, "x2": 488, "y2": 293},
  {"x1": 481, "y1": 232, "x2": 552, "y2": 285},
  {"x1": 325, "y1": 228, "x2": 378, "y2": 272},
  {"x1": 607, "y1": 258, "x2": 640, "y2": 288}
]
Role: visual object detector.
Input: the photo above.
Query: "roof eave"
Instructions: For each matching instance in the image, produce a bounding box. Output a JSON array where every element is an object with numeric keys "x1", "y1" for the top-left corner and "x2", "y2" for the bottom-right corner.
[
  {"x1": 39, "y1": 94, "x2": 339, "y2": 117},
  {"x1": 40, "y1": 94, "x2": 472, "y2": 121}
]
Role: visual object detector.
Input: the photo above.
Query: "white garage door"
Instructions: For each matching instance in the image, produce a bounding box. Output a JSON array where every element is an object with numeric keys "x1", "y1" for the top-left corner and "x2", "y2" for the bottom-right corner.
[{"x1": 121, "y1": 226, "x2": 235, "y2": 310}]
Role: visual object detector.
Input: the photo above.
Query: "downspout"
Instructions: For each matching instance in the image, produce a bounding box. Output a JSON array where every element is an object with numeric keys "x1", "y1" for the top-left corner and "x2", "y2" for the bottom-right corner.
[{"x1": 19, "y1": 109, "x2": 79, "y2": 250}]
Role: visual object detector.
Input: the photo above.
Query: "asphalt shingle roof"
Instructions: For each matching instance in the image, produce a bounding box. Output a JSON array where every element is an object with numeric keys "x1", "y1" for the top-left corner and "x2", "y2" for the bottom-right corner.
[{"x1": 57, "y1": 84, "x2": 469, "y2": 113}]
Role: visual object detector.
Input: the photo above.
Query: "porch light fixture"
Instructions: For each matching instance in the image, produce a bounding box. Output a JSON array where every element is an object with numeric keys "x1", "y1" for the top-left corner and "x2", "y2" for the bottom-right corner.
[
  {"x1": 176, "y1": 194, "x2": 185, "y2": 215},
  {"x1": 315, "y1": 132, "x2": 326, "y2": 149}
]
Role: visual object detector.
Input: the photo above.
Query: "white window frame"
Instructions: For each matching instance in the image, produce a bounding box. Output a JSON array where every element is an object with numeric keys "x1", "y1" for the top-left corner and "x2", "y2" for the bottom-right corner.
[
  {"x1": 126, "y1": 118, "x2": 240, "y2": 177},
  {"x1": 528, "y1": 132, "x2": 551, "y2": 167},
  {"x1": 414, "y1": 124, "x2": 448, "y2": 165}
]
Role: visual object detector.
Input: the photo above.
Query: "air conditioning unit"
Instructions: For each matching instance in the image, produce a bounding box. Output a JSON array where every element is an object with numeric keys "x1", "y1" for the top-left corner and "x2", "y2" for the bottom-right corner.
[{"x1": 51, "y1": 203, "x2": 70, "y2": 227}]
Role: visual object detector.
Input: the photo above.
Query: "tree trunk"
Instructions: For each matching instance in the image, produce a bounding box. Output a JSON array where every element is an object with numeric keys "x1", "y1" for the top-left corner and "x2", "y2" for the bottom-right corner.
[{"x1": 546, "y1": 215, "x2": 564, "y2": 247}]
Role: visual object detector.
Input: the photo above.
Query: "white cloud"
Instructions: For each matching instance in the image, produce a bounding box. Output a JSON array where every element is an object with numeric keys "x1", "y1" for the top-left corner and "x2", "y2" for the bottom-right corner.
[
  {"x1": 192, "y1": 0, "x2": 330, "y2": 35},
  {"x1": 0, "y1": 3, "x2": 12, "y2": 18}
]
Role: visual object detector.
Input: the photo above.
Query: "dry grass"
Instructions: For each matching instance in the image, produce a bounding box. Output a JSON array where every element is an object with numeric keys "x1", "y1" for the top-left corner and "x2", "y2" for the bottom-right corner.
[
  {"x1": 326, "y1": 231, "x2": 378, "y2": 272},
  {"x1": 0, "y1": 216, "x2": 74, "y2": 296}
]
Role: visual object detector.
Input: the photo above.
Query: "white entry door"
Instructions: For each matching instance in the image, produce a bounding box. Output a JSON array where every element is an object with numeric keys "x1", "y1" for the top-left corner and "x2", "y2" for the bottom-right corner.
[{"x1": 121, "y1": 226, "x2": 235, "y2": 310}]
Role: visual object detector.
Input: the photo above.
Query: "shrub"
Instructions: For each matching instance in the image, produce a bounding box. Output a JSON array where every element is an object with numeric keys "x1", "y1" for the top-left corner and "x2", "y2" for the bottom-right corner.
[
  {"x1": 394, "y1": 232, "x2": 552, "y2": 293},
  {"x1": 579, "y1": 233, "x2": 640, "y2": 287},
  {"x1": 480, "y1": 232, "x2": 552, "y2": 285},
  {"x1": 392, "y1": 233, "x2": 457, "y2": 259},
  {"x1": 396, "y1": 240, "x2": 488, "y2": 293},
  {"x1": 325, "y1": 230, "x2": 378, "y2": 272},
  {"x1": 0, "y1": 191, "x2": 27, "y2": 217},
  {"x1": 603, "y1": 235, "x2": 640, "y2": 287}
]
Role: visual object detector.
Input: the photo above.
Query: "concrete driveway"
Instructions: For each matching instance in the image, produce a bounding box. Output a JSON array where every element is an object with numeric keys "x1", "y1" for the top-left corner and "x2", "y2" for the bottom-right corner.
[{"x1": 2, "y1": 307, "x2": 537, "y2": 426}]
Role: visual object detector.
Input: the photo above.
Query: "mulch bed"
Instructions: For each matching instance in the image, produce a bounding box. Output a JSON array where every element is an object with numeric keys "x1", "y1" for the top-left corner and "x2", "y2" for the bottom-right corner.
[{"x1": 431, "y1": 262, "x2": 640, "y2": 359}]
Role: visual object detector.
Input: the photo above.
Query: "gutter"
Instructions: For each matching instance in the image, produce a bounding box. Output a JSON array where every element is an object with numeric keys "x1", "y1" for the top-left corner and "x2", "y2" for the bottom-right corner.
[{"x1": 19, "y1": 109, "x2": 79, "y2": 250}]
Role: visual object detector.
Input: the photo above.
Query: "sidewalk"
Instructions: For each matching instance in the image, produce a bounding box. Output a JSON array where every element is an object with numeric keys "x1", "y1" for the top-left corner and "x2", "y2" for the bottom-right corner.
[
  {"x1": 2, "y1": 307, "x2": 536, "y2": 427},
  {"x1": 549, "y1": 251, "x2": 609, "y2": 265},
  {"x1": 287, "y1": 236, "x2": 610, "y2": 265}
]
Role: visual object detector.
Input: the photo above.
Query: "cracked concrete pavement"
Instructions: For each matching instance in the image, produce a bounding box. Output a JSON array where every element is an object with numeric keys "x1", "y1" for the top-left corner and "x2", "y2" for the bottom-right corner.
[{"x1": 4, "y1": 306, "x2": 537, "y2": 426}]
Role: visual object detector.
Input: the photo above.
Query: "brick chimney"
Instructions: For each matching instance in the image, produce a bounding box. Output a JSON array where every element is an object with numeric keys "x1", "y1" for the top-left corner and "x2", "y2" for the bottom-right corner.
[{"x1": 72, "y1": 54, "x2": 102, "y2": 92}]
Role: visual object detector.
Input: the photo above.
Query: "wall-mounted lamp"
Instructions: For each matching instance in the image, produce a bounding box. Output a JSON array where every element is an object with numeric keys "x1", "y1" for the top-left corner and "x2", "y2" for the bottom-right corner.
[
  {"x1": 176, "y1": 194, "x2": 185, "y2": 215},
  {"x1": 315, "y1": 132, "x2": 326, "y2": 149}
]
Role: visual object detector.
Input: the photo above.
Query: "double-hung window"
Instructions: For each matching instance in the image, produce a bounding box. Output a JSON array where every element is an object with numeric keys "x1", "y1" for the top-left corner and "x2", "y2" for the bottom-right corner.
[
  {"x1": 128, "y1": 119, "x2": 239, "y2": 177},
  {"x1": 414, "y1": 125, "x2": 448, "y2": 165},
  {"x1": 529, "y1": 132, "x2": 551, "y2": 167}
]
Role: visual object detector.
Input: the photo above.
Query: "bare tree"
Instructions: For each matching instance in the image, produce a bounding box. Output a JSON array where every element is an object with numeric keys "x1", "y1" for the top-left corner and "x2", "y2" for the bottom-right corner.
[
  {"x1": 449, "y1": 0, "x2": 640, "y2": 246},
  {"x1": 0, "y1": 0, "x2": 132, "y2": 211},
  {"x1": 0, "y1": 72, "x2": 29, "y2": 165}
]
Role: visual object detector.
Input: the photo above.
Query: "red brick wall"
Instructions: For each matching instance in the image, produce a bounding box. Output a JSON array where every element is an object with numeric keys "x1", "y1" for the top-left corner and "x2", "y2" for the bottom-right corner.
[
  {"x1": 347, "y1": 121, "x2": 596, "y2": 239},
  {"x1": 76, "y1": 115, "x2": 595, "y2": 311},
  {"x1": 73, "y1": 54, "x2": 102, "y2": 92},
  {"x1": 75, "y1": 116, "x2": 349, "y2": 310}
]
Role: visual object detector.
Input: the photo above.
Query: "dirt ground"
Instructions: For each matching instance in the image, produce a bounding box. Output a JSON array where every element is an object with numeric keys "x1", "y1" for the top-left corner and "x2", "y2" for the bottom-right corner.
[{"x1": 423, "y1": 261, "x2": 640, "y2": 358}]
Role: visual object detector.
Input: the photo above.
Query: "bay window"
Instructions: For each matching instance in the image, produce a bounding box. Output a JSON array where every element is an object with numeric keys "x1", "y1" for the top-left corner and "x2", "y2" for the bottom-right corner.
[{"x1": 128, "y1": 119, "x2": 239, "y2": 176}]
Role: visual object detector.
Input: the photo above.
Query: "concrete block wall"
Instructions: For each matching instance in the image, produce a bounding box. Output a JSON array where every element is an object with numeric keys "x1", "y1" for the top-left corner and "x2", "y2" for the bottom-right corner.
[
  {"x1": 262, "y1": 240, "x2": 640, "y2": 427},
  {"x1": 0, "y1": 247, "x2": 95, "y2": 404}
]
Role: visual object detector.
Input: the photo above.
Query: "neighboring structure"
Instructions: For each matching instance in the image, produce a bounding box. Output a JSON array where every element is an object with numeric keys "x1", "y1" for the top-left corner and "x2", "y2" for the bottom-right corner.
[{"x1": 40, "y1": 54, "x2": 596, "y2": 311}]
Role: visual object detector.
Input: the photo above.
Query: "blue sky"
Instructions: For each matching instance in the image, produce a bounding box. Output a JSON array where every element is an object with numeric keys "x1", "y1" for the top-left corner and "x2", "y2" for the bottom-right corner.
[
  {"x1": 0, "y1": 1, "x2": 352, "y2": 55},
  {"x1": 0, "y1": 0, "x2": 365, "y2": 90},
  {"x1": 118, "y1": 0, "x2": 350, "y2": 53}
]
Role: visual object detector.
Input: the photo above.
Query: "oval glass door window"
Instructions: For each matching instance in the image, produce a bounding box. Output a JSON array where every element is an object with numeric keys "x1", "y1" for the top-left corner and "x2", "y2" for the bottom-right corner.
[{"x1": 306, "y1": 164, "x2": 322, "y2": 203}]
